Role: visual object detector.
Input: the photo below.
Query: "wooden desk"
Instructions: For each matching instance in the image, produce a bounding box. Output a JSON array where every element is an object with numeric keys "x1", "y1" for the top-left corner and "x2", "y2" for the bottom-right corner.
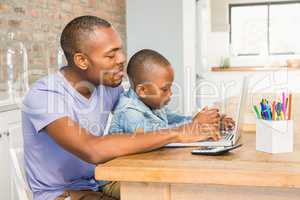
[{"x1": 95, "y1": 131, "x2": 300, "y2": 200}]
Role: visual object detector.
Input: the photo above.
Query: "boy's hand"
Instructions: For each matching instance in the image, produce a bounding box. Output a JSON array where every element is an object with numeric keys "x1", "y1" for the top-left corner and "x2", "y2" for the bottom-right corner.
[
  {"x1": 220, "y1": 114, "x2": 235, "y2": 131},
  {"x1": 192, "y1": 106, "x2": 221, "y2": 125},
  {"x1": 175, "y1": 122, "x2": 221, "y2": 143}
]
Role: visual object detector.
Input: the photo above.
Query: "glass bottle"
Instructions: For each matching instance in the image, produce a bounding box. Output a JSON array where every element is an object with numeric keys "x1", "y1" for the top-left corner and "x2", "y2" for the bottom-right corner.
[{"x1": 0, "y1": 31, "x2": 29, "y2": 103}]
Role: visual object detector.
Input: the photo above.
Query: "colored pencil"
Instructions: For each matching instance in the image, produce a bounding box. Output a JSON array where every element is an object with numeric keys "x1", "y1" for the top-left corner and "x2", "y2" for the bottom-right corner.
[
  {"x1": 266, "y1": 104, "x2": 272, "y2": 120},
  {"x1": 272, "y1": 101, "x2": 276, "y2": 120},
  {"x1": 282, "y1": 92, "x2": 286, "y2": 119},
  {"x1": 254, "y1": 94, "x2": 292, "y2": 121},
  {"x1": 253, "y1": 105, "x2": 260, "y2": 119},
  {"x1": 288, "y1": 94, "x2": 292, "y2": 120}
]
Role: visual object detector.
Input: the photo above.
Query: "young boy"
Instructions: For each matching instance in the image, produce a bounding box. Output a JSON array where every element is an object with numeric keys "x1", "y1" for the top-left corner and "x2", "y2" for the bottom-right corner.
[{"x1": 109, "y1": 49, "x2": 233, "y2": 136}]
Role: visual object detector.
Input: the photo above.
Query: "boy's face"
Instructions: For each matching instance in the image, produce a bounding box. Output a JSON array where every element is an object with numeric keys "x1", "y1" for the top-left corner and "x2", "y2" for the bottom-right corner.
[
  {"x1": 81, "y1": 27, "x2": 126, "y2": 87},
  {"x1": 137, "y1": 65, "x2": 174, "y2": 110}
]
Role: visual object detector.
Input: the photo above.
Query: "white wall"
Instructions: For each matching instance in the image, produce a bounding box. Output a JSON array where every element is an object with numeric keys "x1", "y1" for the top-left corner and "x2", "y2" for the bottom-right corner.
[
  {"x1": 127, "y1": 0, "x2": 184, "y2": 113},
  {"x1": 126, "y1": 0, "x2": 197, "y2": 114},
  {"x1": 182, "y1": 0, "x2": 197, "y2": 114}
]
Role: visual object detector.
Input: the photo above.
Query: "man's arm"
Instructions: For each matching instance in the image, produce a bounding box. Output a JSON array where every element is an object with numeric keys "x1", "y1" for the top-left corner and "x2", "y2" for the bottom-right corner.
[
  {"x1": 46, "y1": 117, "x2": 179, "y2": 164},
  {"x1": 46, "y1": 116, "x2": 220, "y2": 165}
]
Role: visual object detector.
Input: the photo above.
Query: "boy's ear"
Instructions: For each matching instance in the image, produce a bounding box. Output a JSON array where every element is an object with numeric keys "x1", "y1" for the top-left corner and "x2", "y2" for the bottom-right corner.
[
  {"x1": 73, "y1": 53, "x2": 90, "y2": 70},
  {"x1": 136, "y1": 84, "x2": 147, "y2": 98}
]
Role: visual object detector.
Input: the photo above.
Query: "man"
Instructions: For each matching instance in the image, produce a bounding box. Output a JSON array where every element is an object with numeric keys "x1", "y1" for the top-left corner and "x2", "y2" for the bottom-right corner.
[{"x1": 22, "y1": 16, "x2": 223, "y2": 200}]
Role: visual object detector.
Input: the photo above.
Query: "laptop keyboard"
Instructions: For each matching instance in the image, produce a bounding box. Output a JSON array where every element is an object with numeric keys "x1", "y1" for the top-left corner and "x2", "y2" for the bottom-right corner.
[{"x1": 222, "y1": 131, "x2": 234, "y2": 141}]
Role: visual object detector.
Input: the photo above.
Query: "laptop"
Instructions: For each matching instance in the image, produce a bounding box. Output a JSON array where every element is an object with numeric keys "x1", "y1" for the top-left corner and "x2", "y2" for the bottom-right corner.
[{"x1": 166, "y1": 77, "x2": 248, "y2": 147}]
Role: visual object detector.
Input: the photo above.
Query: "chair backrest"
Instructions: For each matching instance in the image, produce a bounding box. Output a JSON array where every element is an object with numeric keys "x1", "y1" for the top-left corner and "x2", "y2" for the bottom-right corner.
[{"x1": 9, "y1": 148, "x2": 33, "y2": 200}]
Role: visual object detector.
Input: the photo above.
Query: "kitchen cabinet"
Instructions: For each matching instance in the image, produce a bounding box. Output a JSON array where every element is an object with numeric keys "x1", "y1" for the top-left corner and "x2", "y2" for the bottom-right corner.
[{"x1": 0, "y1": 104, "x2": 22, "y2": 200}]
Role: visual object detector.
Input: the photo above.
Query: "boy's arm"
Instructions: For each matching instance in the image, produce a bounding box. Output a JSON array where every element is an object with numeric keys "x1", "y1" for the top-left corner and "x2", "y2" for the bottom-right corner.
[
  {"x1": 109, "y1": 109, "x2": 165, "y2": 134},
  {"x1": 108, "y1": 111, "x2": 125, "y2": 134},
  {"x1": 165, "y1": 108, "x2": 192, "y2": 126}
]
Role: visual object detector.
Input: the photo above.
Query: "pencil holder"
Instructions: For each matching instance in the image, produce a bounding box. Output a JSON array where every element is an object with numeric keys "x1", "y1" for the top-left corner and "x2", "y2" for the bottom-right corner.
[{"x1": 256, "y1": 119, "x2": 293, "y2": 153}]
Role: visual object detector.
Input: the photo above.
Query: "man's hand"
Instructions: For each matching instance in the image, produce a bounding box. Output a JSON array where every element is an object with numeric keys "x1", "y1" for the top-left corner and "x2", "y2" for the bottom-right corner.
[
  {"x1": 192, "y1": 106, "x2": 221, "y2": 125},
  {"x1": 220, "y1": 114, "x2": 235, "y2": 131}
]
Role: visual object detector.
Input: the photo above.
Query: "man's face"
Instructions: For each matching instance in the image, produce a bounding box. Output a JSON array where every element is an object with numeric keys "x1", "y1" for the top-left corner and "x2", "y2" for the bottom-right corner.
[
  {"x1": 83, "y1": 27, "x2": 126, "y2": 87},
  {"x1": 139, "y1": 65, "x2": 174, "y2": 110}
]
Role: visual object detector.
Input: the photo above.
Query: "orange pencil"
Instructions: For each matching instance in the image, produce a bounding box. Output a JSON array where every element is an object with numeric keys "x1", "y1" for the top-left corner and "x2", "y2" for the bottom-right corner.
[
  {"x1": 288, "y1": 94, "x2": 292, "y2": 120},
  {"x1": 272, "y1": 101, "x2": 276, "y2": 120}
]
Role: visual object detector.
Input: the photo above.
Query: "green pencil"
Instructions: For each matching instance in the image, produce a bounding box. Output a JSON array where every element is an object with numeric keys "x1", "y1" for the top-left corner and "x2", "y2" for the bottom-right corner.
[{"x1": 253, "y1": 105, "x2": 260, "y2": 119}]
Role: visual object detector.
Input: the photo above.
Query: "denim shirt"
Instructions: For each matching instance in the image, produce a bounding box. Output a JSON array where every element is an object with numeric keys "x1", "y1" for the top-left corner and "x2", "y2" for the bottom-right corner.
[{"x1": 109, "y1": 88, "x2": 192, "y2": 134}]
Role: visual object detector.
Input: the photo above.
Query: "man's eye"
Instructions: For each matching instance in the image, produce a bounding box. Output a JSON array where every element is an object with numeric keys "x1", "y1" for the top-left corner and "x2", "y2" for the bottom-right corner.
[{"x1": 106, "y1": 55, "x2": 115, "y2": 59}]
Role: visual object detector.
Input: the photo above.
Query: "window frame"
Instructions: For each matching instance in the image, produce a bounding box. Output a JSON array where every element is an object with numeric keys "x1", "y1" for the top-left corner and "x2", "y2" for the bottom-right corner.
[{"x1": 229, "y1": 1, "x2": 300, "y2": 56}]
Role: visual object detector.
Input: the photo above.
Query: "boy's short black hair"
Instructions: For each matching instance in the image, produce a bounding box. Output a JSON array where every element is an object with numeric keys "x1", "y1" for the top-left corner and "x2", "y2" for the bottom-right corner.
[
  {"x1": 127, "y1": 49, "x2": 170, "y2": 87},
  {"x1": 60, "y1": 15, "x2": 111, "y2": 65}
]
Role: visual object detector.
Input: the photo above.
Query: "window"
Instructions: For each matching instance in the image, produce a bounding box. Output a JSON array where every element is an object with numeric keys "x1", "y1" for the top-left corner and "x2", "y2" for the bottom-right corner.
[{"x1": 229, "y1": 1, "x2": 300, "y2": 56}]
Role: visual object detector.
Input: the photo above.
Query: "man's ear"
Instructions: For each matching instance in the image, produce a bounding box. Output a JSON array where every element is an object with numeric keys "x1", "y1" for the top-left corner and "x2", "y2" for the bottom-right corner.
[
  {"x1": 136, "y1": 84, "x2": 147, "y2": 98},
  {"x1": 73, "y1": 53, "x2": 89, "y2": 70}
]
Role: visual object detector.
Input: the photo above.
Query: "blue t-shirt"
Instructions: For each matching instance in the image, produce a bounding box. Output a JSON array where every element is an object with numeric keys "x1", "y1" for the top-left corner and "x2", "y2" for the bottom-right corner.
[{"x1": 22, "y1": 71, "x2": 123, "y2": 200}]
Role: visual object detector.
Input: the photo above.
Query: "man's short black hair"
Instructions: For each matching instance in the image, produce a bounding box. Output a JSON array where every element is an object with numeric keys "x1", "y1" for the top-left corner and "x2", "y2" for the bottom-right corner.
[
  {"x1": 127, "y1": 49, "x2": 171, "y2": 88},
  {"x1": 60, "y1": 15, "x2": 111, "y2": 65}
]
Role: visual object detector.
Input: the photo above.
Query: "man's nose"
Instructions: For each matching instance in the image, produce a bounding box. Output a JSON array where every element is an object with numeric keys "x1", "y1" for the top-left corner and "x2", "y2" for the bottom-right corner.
[
  {"x1": 168, "y1": 89, "x2": 173, "y2": 97},
  {"x1": 116, "y1": 50, "x2": 126, "y2": 65}
]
